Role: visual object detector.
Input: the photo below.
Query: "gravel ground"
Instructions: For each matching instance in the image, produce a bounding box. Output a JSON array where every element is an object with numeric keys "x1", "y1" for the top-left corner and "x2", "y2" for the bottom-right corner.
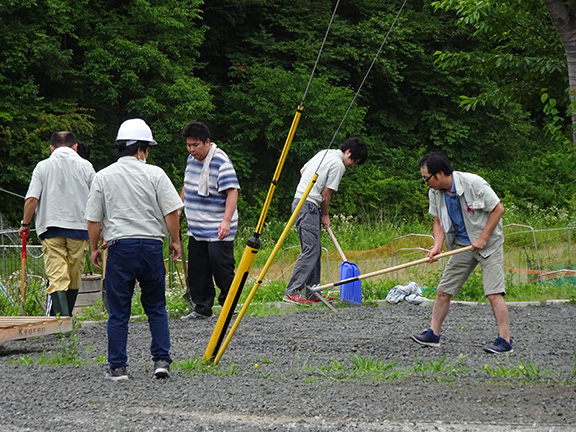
[{"x1": 1, "y1": 301, "x2": 576, "y2": 432}]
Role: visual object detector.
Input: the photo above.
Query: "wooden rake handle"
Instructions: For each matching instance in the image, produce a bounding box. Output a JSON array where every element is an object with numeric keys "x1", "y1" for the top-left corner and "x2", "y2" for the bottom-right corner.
[
  {"x1": 180, "y1": 233, "x2": 188, "y2": 283},
  {"x1": 310, "y1": 245, "x2": 473, "y2": 292},
  {"x1": 325, "y1": 226, "x2": 347, "y2": 262},
  {"x1": 102, "y1": 247, "x2": 108, "y2": 279}
]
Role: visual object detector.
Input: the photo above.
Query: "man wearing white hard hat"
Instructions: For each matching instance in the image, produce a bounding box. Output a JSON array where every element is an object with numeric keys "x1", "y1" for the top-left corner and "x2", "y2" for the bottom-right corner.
[{"x1": 85, "y1": 118, "x2": 183, "y2": 381}]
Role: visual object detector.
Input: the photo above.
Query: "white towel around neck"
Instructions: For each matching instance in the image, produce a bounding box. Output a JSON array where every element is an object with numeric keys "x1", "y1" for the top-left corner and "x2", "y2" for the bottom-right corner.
[{"x1": 197, "y1": 143, "x2": 217, "y2": 197}]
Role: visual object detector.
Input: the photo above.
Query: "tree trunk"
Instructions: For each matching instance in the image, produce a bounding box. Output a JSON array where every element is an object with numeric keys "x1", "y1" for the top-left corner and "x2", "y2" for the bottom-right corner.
[{"x1": 544, "y1": 0, "x2": 576, "y2": 145}]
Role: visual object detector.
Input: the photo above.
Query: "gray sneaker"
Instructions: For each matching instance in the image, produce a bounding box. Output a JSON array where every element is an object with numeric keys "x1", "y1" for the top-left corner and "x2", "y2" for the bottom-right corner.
[
  {"x1": 180, "y1": 311, "x2": 210, "y2": 320},
  {"x1": 104, "y1": 366, "x2": 128, "y2": 381},
  {"x1": 154, "y1": 359, "x2": 171, "y2": 379}
]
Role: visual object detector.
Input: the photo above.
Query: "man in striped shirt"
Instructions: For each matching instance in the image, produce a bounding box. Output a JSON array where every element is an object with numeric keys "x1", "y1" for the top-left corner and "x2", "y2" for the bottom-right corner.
[{"x1": 180, "y1": 121, "x2": 240, "y2": 320}]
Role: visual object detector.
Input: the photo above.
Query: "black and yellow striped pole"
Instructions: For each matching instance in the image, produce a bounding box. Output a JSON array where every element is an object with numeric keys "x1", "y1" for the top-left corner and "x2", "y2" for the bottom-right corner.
[
  {"x1": 212, "y1": 174, "x2": 317, "y2": 365},
  {"x1": 202, "y1": 106, "x2": 303, "y2": 363}
]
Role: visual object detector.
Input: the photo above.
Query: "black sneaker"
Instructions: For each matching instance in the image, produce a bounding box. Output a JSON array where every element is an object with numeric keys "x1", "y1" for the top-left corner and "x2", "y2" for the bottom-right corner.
[
  {"x1": 104, "y1": 366, "x2": 128, "y2": 381},
  {"x1": 154, "y1": 359, "x2": 171, "y2": 379},
  {"x1": 483, "y1": 336, "x2": 513, "y2": 354},
  {"x1": 411, "y1": 328, "x2": 441, "y2": 347}
]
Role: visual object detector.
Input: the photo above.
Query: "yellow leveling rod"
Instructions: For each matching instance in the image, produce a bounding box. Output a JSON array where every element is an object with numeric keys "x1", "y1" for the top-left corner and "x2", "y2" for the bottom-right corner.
[
  {"x1": 203, "y1": 106, "x2": 303, "y2": 363},
  {"x1": 213, "y1": 175, "x2": 317, "y2": 365}
]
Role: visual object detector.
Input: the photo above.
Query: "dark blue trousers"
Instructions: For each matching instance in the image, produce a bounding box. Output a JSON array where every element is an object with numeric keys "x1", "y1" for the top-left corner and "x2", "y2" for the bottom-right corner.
[{"x1": 105, "y1": 239, "x2": 171, "y2": 368}]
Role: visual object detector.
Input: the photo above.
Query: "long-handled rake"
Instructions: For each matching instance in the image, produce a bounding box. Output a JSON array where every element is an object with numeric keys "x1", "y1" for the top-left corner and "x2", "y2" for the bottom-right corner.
[{"x1": 309, "y1": 245, "x2": 473, "y2": 295}]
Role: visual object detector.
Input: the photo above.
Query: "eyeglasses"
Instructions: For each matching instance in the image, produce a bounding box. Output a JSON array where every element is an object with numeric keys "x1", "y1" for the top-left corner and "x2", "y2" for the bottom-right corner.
[{"x1": 422, "y1": 173, "x2": 434, "y2": 183}]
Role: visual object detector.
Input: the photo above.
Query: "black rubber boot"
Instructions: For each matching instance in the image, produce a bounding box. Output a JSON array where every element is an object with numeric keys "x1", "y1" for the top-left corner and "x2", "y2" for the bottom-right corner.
[
  {"x1": 66, "y1": 289, "x2": 79, "y2": 316},
  {"x1": 50, "y1": 291, "x2": 70, "y2": 316}
]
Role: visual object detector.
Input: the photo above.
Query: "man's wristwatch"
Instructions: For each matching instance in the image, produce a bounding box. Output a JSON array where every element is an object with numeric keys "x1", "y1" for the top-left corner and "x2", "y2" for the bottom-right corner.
[{"x1": 20, "y1": 220, "x2": 30, "y2": 227}]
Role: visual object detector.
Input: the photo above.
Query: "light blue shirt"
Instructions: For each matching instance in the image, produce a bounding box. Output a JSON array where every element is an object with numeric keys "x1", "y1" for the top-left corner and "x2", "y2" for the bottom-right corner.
[{"x1": 444, "y1": 180, "x2": 471, "y2": 245}]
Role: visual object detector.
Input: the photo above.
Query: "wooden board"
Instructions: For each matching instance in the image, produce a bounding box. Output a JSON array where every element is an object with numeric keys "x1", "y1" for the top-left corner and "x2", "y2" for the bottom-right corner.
[
  {"x1": 0, "y1": 316, "x2": 73, "y2": 344},
  {"x1": 72, "y1": 274, "x2": 102, "y2": 315}
]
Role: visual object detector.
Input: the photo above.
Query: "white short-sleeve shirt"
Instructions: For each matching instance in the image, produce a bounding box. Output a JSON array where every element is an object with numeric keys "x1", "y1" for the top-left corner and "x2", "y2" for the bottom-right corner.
[
  {"x1": 85, "y1": 157, "x2": 183, "y2": 242},
  {"x1": 26, "y1": 146, "x2": 95, "y2": 236},
  {"x1": 294, "y1": 149, "x2": 346, "y2": 207}
]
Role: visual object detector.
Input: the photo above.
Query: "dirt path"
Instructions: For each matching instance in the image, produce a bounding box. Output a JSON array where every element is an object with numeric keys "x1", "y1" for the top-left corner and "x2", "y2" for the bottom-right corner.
[{"x1": 1, "y1": 302, "x2": 575, "y2": 431}]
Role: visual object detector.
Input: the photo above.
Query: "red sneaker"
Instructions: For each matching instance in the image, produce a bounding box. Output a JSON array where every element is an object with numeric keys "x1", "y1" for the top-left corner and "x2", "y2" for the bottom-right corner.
[
  {"x1": 309, "y1": 295, "x2": 336, "y2": 302},
  {"x1": 282, "y1": 294, "x2": 312, "y2": 305}
]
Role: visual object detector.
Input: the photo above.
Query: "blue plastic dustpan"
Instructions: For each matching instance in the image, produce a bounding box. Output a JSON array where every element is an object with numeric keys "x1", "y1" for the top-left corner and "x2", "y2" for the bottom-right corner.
[{"x1": 340, "y1": 261, "x2": 362, "y2": 306}]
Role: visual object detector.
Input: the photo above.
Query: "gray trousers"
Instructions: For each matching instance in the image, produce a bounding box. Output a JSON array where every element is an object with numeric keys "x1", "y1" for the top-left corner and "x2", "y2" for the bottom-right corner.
[{"x1": 285, "y1": 199, "x2": 321, "y2": 298}]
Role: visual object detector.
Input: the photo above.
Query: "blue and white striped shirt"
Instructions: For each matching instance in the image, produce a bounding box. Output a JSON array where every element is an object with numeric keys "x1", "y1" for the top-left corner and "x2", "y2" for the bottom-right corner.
[{"x1": 183, "y1": 148, "x2": 240, "y2": 241}]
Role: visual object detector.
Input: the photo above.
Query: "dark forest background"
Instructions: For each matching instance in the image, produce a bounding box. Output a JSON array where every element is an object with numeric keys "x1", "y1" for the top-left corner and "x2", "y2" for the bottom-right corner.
[{"x1": 1, "y1": 0, "x2": 574, "y2": 228}]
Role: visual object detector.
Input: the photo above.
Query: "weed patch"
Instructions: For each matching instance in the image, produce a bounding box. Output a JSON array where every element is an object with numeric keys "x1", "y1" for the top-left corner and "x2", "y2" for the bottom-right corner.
[{"x1": 172, "y1": 356, "x2": 239, "y2": 376}]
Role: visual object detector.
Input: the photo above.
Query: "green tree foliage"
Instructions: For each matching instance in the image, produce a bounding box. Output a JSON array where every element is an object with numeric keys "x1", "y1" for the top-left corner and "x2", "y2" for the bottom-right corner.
[
  {"x1": 0, "y1": 0, "x2": 211, "y2": 223},
  {"x1": 427, "y1": 0, "x2": 576, "y2": 209},
  {"x1": 1, "y1": 0, "x2": 575, "y2": 228},
  {"x1": 197, "y1": 0, "x2": 446, "y2": 223},
  {"x1": 431, "y1": 0, "x2": 566, "y2": 112},
  {"x1": 0, "y1": 0, "x2": 96, "y2": 220},
  {"x1": 71, "y1": 0, "x2": 213, "y2": 170}
]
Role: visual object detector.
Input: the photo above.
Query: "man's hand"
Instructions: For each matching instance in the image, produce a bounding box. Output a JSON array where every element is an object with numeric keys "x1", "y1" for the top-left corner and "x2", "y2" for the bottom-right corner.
[
  {"x1": 426, "y1": 244, "x2": 443, "y2": 263},
  {"x1": 320, "y1": 213, "x2": 330, "y2": 230},
  {"x1": 471, "y1": 237, "x2": 488, "y2": 251},
  {"x1": 20, "y1": 198, "x2": 38, "y2": 238},
  {"x1": 168, "y1": 240, "x2": 181, "y2": 261},
  {"x1": 91, "y1": 249, "x2": 102, "y2": 269},
  {"x1": 18, "y1": 225, "x2": 30, "y2": 238},
  {"x1": 218, "y1": 220, "x2": 231, "y2": 240}
]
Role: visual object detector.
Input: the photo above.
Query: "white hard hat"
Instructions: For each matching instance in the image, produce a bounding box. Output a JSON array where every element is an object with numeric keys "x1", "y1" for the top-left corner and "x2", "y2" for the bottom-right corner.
[{"x1": 116, "y1": 118, "x2": 157, "y2": 146}]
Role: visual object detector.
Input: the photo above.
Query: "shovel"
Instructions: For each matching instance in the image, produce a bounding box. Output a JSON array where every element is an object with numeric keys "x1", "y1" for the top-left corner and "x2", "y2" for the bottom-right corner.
[
  {"x1": 325, "y1": 226, "x2": 362, "y2": 306},
  {"x1": 20, "y1": 231, "x2": 27, "y2": 316}
]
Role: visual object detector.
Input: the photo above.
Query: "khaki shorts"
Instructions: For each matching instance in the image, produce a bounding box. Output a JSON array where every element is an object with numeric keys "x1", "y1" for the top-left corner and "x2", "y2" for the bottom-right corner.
[{"x1": 436, "y1": 244, "x2": 505, "y2": 297}]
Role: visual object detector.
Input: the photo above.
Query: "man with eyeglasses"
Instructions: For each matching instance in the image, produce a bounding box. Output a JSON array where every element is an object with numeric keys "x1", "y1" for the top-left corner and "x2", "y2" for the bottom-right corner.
[{"x1": 411, "y1": 152, "x2": 512, "y2": 353}]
